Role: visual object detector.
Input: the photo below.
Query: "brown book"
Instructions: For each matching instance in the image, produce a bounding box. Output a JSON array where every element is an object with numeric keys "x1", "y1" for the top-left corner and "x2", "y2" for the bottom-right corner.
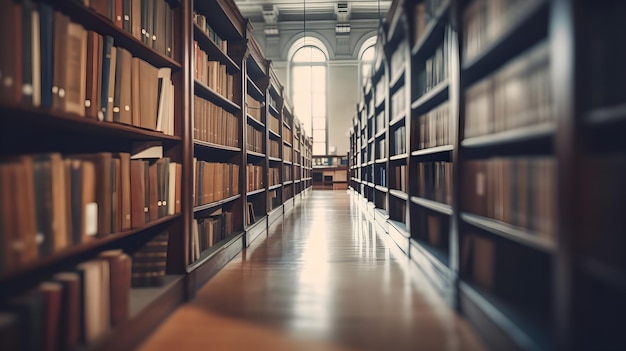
[
  {"x1": 472, "y1": 234, "x2": 495, "y2": 289},
  {"x1": 54, "y1": 272, "x2": 81, "y2": 351},
  {"x1": 51, "y1": 12, "x2": 69, "y2": 112},
  {"x1": 130, "y1": 159, "x2": 146, "y2": 228},
  {"x1": 0, "y1": 165, "x2": 16, "y2": 272},
  {"x1": 118, "y1": 48, "x2": 133, "y2": 125},
  {"x1": 105, "y1": 45, "x2": 117, "y2": 122},
  {"x1": 168, "y1": 162, "x2": 176, "y2": 216},
  {"x1": 64, "y1": 22, "x2": 88, "y2": 116},
  {"x1": 15, "y1": 156, "x2": 38, "y2": 266},
  {"x1": 131, "y1": 0, "x2": 142, "y2": 40},
  {"x1": 143, "y1": 161, "x2": 150, "y2": 223},
  {"x1": 0, "y1": 0, "x2": 22, "y2": 102},
  {"x1": 85, "y1": 31, "x2": 102, "y2": 118},
  {"x1": 39, "y1": 282, "x2": 62, "y2": 351},
  {"x1": 116, "y1": 153, "x2": 132, "y2": 230},
  {"x1": 81, "y1": 160, "x2": 98, "y2": 241},
  {"x1": 99, "y1": 250, "x2": 131, "y2": 327},
  {"x1": 130, "y1": 57, "x2": 142, "y2": 127},
  {"x1": 115, "y1": 0, "x2": 123, "y2": 28},
  {"x1": 0, "y1": 313, "x2": 20, "y2": 351},
  {"x1": 50, "y1": 153, "x2": 69, "y2": 252},
  {"x1": 76, "y1": 259, "x2": 108, "y2": 344},
  {"x1": 148, "y1": 161, "x2": 159, "y2": 221},
  {"x1": 76, "y1": 153, "x2": 112, "y2": 236}
]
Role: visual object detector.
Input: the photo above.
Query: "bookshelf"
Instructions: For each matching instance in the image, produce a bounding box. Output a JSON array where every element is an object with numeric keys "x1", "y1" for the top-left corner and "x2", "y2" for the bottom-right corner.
[
  {"x1": 349, "y1": 0, "x2": 625, "y2": 349},
  {"x1": 266, "y1": 62, "x2": 283, "y2": 227},
  {"x1": 0, "y1": 0, "x2": 312, "y2": 349}
]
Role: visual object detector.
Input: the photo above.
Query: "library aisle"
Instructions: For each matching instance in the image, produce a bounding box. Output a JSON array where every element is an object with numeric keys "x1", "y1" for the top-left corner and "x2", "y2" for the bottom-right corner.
[{"x1": 137, "y1": 191, "x2": 484, "y2": 351}]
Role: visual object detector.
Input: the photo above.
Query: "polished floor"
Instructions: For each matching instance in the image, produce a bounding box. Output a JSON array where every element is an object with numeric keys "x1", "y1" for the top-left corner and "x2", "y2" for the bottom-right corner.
[{"x1": 137, "y1": 191, "x2": 485, "y2": 351}]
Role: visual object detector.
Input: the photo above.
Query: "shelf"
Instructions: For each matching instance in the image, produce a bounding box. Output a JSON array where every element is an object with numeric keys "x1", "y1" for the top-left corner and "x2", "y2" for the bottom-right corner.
[
  {"x1": 128, "y1": 275, "x2": 183, "y2": 319},
  {"x1": 294, "y1": 180, "x2": 302, "y2": 184},
  {"x1": 282, "y1": 119, "x2": 292, "y2": 130},
  {"x1": 194, "y1": 80, "x2": 241, "y2": 112},
  {"x1": 283, "y1": 160, "x2": 293, "y2": 165},
  {"x1": 410, "y1": 196, "x2": 453, "y2": 216},
  {"x1": 411, "y1": 238, "x2": 450, "y2": 269},
  {"x1": 368, "y1": 137, "x2": 375, "y2": 144},
  {"x1": 375, "y1": 158, "x2": 388, "y2": 164},
  {"x1": 246, "y1": 150, "x2": 265, "y2": 159},
  {"x1": 389, "y1": 114, "x2": 406, "y2": 128},
  {"x1": 56, "y1": 0, "x2": 181, "y2": 70},
  {"x1": 268, "y1": 156, "x2": 282, "y2": 162},
  {"x1": 246, "y1": 77, "x2": 265, "y2": 100},
  {"x1": 0, "y1": 103, "x2": 182, "y2": 143},
  {"x1": 461, "y1": 122, "x2": 555, "y2": 149},
  {"x1": 193, "y1": 23, "x2": 240, "y2": 72},
  {"x1": 0, "y1": 214, "x2": 181, "y2": 285},
  {"x1": 283, "y1": 140, "x2": 293, "y2": 147},
  {"x1": 389, "y1": 69, "x2": 405, "y2": 91},
  {"x1": 411, "y1": 145, "x2": 454, "y2": 158},
  {"x1": 411, "y1": 79, "x2": 449, "y2": 113},
  {"x1": 586, "y1": 104, "x2": 626, "y2": 126},
  {"x1": 389, "y1": 154, "x2": 408, "y2": 162},
  {"x1": 581, "y1": 257, "x2": 626, "y2": 291},
  {"x1": 375, "y1": 185, "x2": 388, "y2": 192},
  {"x1": 375, "y1": 129, "x2": 386, "y2": 139},
  {"x1": 268, "y1": 184, "x2": 282, "y2": 191},
  {"x1": 194, "y1": 140, "x2": 241, "y2": 153},
  {"x1": 186, "y1": 232, "x2": 244, "y2": 273},
  {"x1": 411, "y1": 0, "x2": 451, "y2": 57},
  {"x1": 269, "y1": 129, "x2": 281, "y2": 140},
  {"x1": 367, "y1": 182, "x2": 375, "y2": 188},
  {"x1": 246, "y1": 188, "x2": 266, "y2": 196},
  {"x1": 284, "y1": 180, "x2": 293, "y2": 185},
  {"x1": 461, "y1": 213, "x2": 556, "y2": 254},
  {"x1": 389, "y1": 189, "x2": 409, "y2": 201},
  {"x1": 459, "y1": 281, "x2": 550, "y2": 351},
  {"x1": 246, "y1": 114, "x2": 265, "y2": 129},
  {"x1": 194, "y1": 194, "x2": 241, "y2": 213},
  {"x1": 268, "y1": 104, "x2": 280, "y2": 118},
  {"x1": 367, "y1": 161, "x2": 375, "y2": 166},
  {"x1": 462, "y1": 0, "x2": 549, "y2": 83}
]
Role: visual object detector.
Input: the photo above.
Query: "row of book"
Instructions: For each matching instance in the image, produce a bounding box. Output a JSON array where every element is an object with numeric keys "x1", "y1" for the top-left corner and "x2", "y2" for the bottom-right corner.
[
  {"x1": 414, "y1": 161, "x2": 453, "y2": 206},
  {"x1": 0, "y1": 153, "x2": 179, "y2": 273},
  {"x1": 193, "y1": 41, "x2": 235, "y2": 100},
  {"x1": 193, "y1": 11, "x2": 228, "y2": 52},
  {"x1": 415, "y1": 28, "x2": 450, "y2": 98},
  {"x1": 246, "y1": 125, "x2": 263, "y2": 154},
  {"x1": 283, "y1": 145, "x2": 293, "y2": 162},
  {"x1": 268, "y1": 115, "x2": 280, "y2": 136},
  {"x1": 131, "y1": 232, "x2": 169, "y2": 287},
  {"x1": 392, "y1": 125, "x2": 407, "y2": 156},
  {"x1": 413, "y1": 210, "x2": 449, "y2": 248},
  {"x1": 376, "y1": 166, "x2": 387, "y2": 187},
  {"x1": 0, "y1": 4, "x2": 175, "y2": 134},
  {"x1": 269, "y1": 139, "x2": 280, "y2": 159},
  {"x1": 391, "y1": 86, "x2": 407, "y2": 121},
  {"x1": 269, "y1": 168, "x2": 280, "y2": 187},
  {"x1": 193, "y1": 159, "x2": 240, "y2": 207},
  {"x1": 417, "y1": 101, "x2": 451, "y2": 149},
  {"x1": 412, "y1": 0, "x2": 447, "y2": 47},
  {"x1": 190, "y1": 212, "x2": 234, "y2": 262},
  {"x1": 463, "y1": 157, "x2": 557, "y2": 240},
  {"x1": 246, "y1": 95, "x2": 263, "y2": 121},
  {"x1": 464, "y1": 41, "x2": 551, "y2": 139},
  {"x1": 377, "y1": 139, "x2": 386, "y2": 160},
  {"x1": 247, "y1": 164, "x2": 264, "y2": 192},
  {"x1": 391, "y1": 165, "x2": 407, "y2": 193},
  {"x1": 90, "y1": 0, "x2": 174, "y2": 58},
  {"x1": 463, "y1": 0, "x2": 542, "y2": 63},
  {"x1": 283, "y1": 165, "x2": 293, "y2": 182},
  {"x1": 193, "y1": 96, "x2": 239, "y2": 147}
]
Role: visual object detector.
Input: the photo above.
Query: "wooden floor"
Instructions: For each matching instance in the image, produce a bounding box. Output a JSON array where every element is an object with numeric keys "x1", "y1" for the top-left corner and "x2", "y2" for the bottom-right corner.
[{"x1": 137, "y1": 191, "x2": 485, "y2": 351}]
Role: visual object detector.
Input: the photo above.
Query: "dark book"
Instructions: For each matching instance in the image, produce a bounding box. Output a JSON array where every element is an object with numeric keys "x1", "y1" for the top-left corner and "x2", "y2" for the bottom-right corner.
[
  {"x1": 99, "y1": 250, "x2": 131, "y2": 327},
  {"x1": 85, "y1": 31, "x2": 102, "y2": 119},
  {"x1": 0, "y1": 0, "x2": 22, "y2": 102},
  {"x1": 21, "y1": 0, "x2": 34, "y2": 105},
  {"x1": 112, "y1": 47, "x2": 123, "y2": 122},
  {"x1": 130, "y1": 159, "x2": 147, "y2": 228},
  {"x1": 123, "y1": 0, "x2": 132, "y2": 32},
  {"x1": 0, "y1": 313, "x2": 20, "y2": 351},
  {"x1": 38, "y1": 282, "x2": 62, "y2": 351},
  {"x1": 100, "y1": 36, "x2": 114, "y2": 120},
  {"x1": 38, "y1": 2, "x2": 53, "y2": 108},
  {"x1": 6, "y1": 291, "x2": 45, "y2": 351},
  {"x1": 53, "y1": 272, "x2": 81, "y2": 351}
]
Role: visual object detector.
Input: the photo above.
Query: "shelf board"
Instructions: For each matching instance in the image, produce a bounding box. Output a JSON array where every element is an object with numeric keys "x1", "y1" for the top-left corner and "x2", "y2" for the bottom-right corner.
[
  {"x1": 410, "y1": 196, "x2": 453, "y2": 215},
  {"x1": 581, "y1": 257, "x2": 626, "y2": 291},
  {"x1": 0, "y1": 214, "x2": 181, "y2": 285},
  {"x1": 246, "y1": 150, "x2": 265, "y2": 159},
  {"x1": 411, "y1": 0, "x2": 450, "y2": 57},
  {"x1": 0, "y1": 103, "x2": 182, "y2": 143},
  {"x1": 375, "y1": 158, "x2": 387, "y2": 164},
  {"x1": 586, "y1": 104, "x2": 626, "y2": 126},
  {"x1": 193, "y1": 194, "x2": 241, "y2": 213},
  {"x1": 268, "y1": 184, "x2": 283, "y2": 191},
  {"x1": 56, "y1": 0, "x2": 181, "y2": 70},
  {"x1": 282, "y1": 119, "x2": 292, "y2": 130},
  {"x1": 269, "y1": 129, "x2": 281, "y2": 140},
  {"x1": 368, "y1": 137, "x2": 375, "y2": 144},
  {"x1": 389, "y1": 69, "x2": 405, "y2": 91},
  {"x1": 246, "y1": 188, "x2": 266, "y2": 196},
  {"x1": 375, "y1": 129, "x2": 386, "y2": 139},
  {"x1": 389, "y1": 189, "x2": 409, "y2": 201},
  {"x1": 375, "y1": 185, "x2": 388, "y2": 192},
  {"x1": 367, "y1": 182, "x2": 375, "y2": 188},
  {"x1": 268, "y1": 104, "x2": 280, "y2": 118},
  {"x1": 246, "y1": 77, "x2": 265, "y2": 100},
  {"x1": 186, "y1": 232, "x2": 244, "y2": 273},
  {"x1": 268, "y1": 156, "x2": 282, "y2": 162},
  {"x1": 461, "y1": 213, "x2": 556, "y2": 253},
  {"x1": 462, "y1": 0, "x2": 549, "y2": 82},
  {"x1": 283, "y1": 160, "x2": 293, "y2": 165},
  {"x1": 246, "y1": 114, "x2": 265, "y2": 129},
  {"x1": 411, "y1": 238, "x2": 451, "y2": 269},
  {"x1": 389, "y1": 154, "x2": 408, "y2": 162},
  {"x1": 194, "y1": 140, "x2": 241, "y2": 153},
  {"x1": 283, "y1": 140, "x2": 293, "y2": 147},
  {"x1": 193, "y1": 23, "x2": 240, "y2": 72},
  {"x1": 411, "y1": 79, "x2": 449, "y2": 112},
  {"x1": 411, "y1": 145, "x2": 454, "y2": 158},
  {"x1": 389, "y1": 114, "x2": 406, "y2": 128},
  {"x1": 459, "y1": 281, "x2": 550, "y2": 351},
  {"x1": 284, "y1": 180, "x2": 294, "y2": 185},
  {"x1": 294, "y1": 179, "x2": 302, "y2": 184},
  {"x1": 367, "y1": 161, "x2": 375, "y2": 166},
  {"x1": 128, "y1": 274, "x2": 184, "y2": 318},
  {"x1": 461, "y1": 122, "x2": 555, "y2": 149},
  {"x1": 194, "y1": 80, "x2": 241, "y2": 112}
]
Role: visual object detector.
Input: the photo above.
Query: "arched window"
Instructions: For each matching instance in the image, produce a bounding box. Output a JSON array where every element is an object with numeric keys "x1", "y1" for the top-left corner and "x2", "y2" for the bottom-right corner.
[
  {"x1": 358, "y1": 37, "x2": 377, "y2": 88},
  {"x1": 290, "y1": 39, "x2": 327, "y2": 155}
]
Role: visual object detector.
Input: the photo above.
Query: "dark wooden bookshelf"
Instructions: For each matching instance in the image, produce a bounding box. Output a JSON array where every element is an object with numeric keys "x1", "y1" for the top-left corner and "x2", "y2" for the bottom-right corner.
[
  {"x1": 410, "y1": 144, "x2": 454, "y2": 158},
  {"x1": 410, "y1": 196, "x2": 453, "y2": 216},
  {"x1": 411, "y1": 79, "x2": 449, "y2": 112},
  {"x1": 461, "y1": 122, "x2": 555, "y2": 149},
  {"x1": 193, "y1": 140, "x2": 241, "y2": 152},
  {"x1": 192, "y1": 24, "x2": 240, "y2": 71},
  {"x1": 193, "y1": 80, "x2": 241, "y2": 111},
  {"x1": 246, "y1": 114, "x2": 265, "y2": 128}
]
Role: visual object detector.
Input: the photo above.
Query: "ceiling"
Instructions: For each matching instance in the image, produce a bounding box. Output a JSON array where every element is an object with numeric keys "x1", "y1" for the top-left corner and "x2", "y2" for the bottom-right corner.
[{"x1": 233, "y1": 0, "x2": 392, "y2": 23}]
